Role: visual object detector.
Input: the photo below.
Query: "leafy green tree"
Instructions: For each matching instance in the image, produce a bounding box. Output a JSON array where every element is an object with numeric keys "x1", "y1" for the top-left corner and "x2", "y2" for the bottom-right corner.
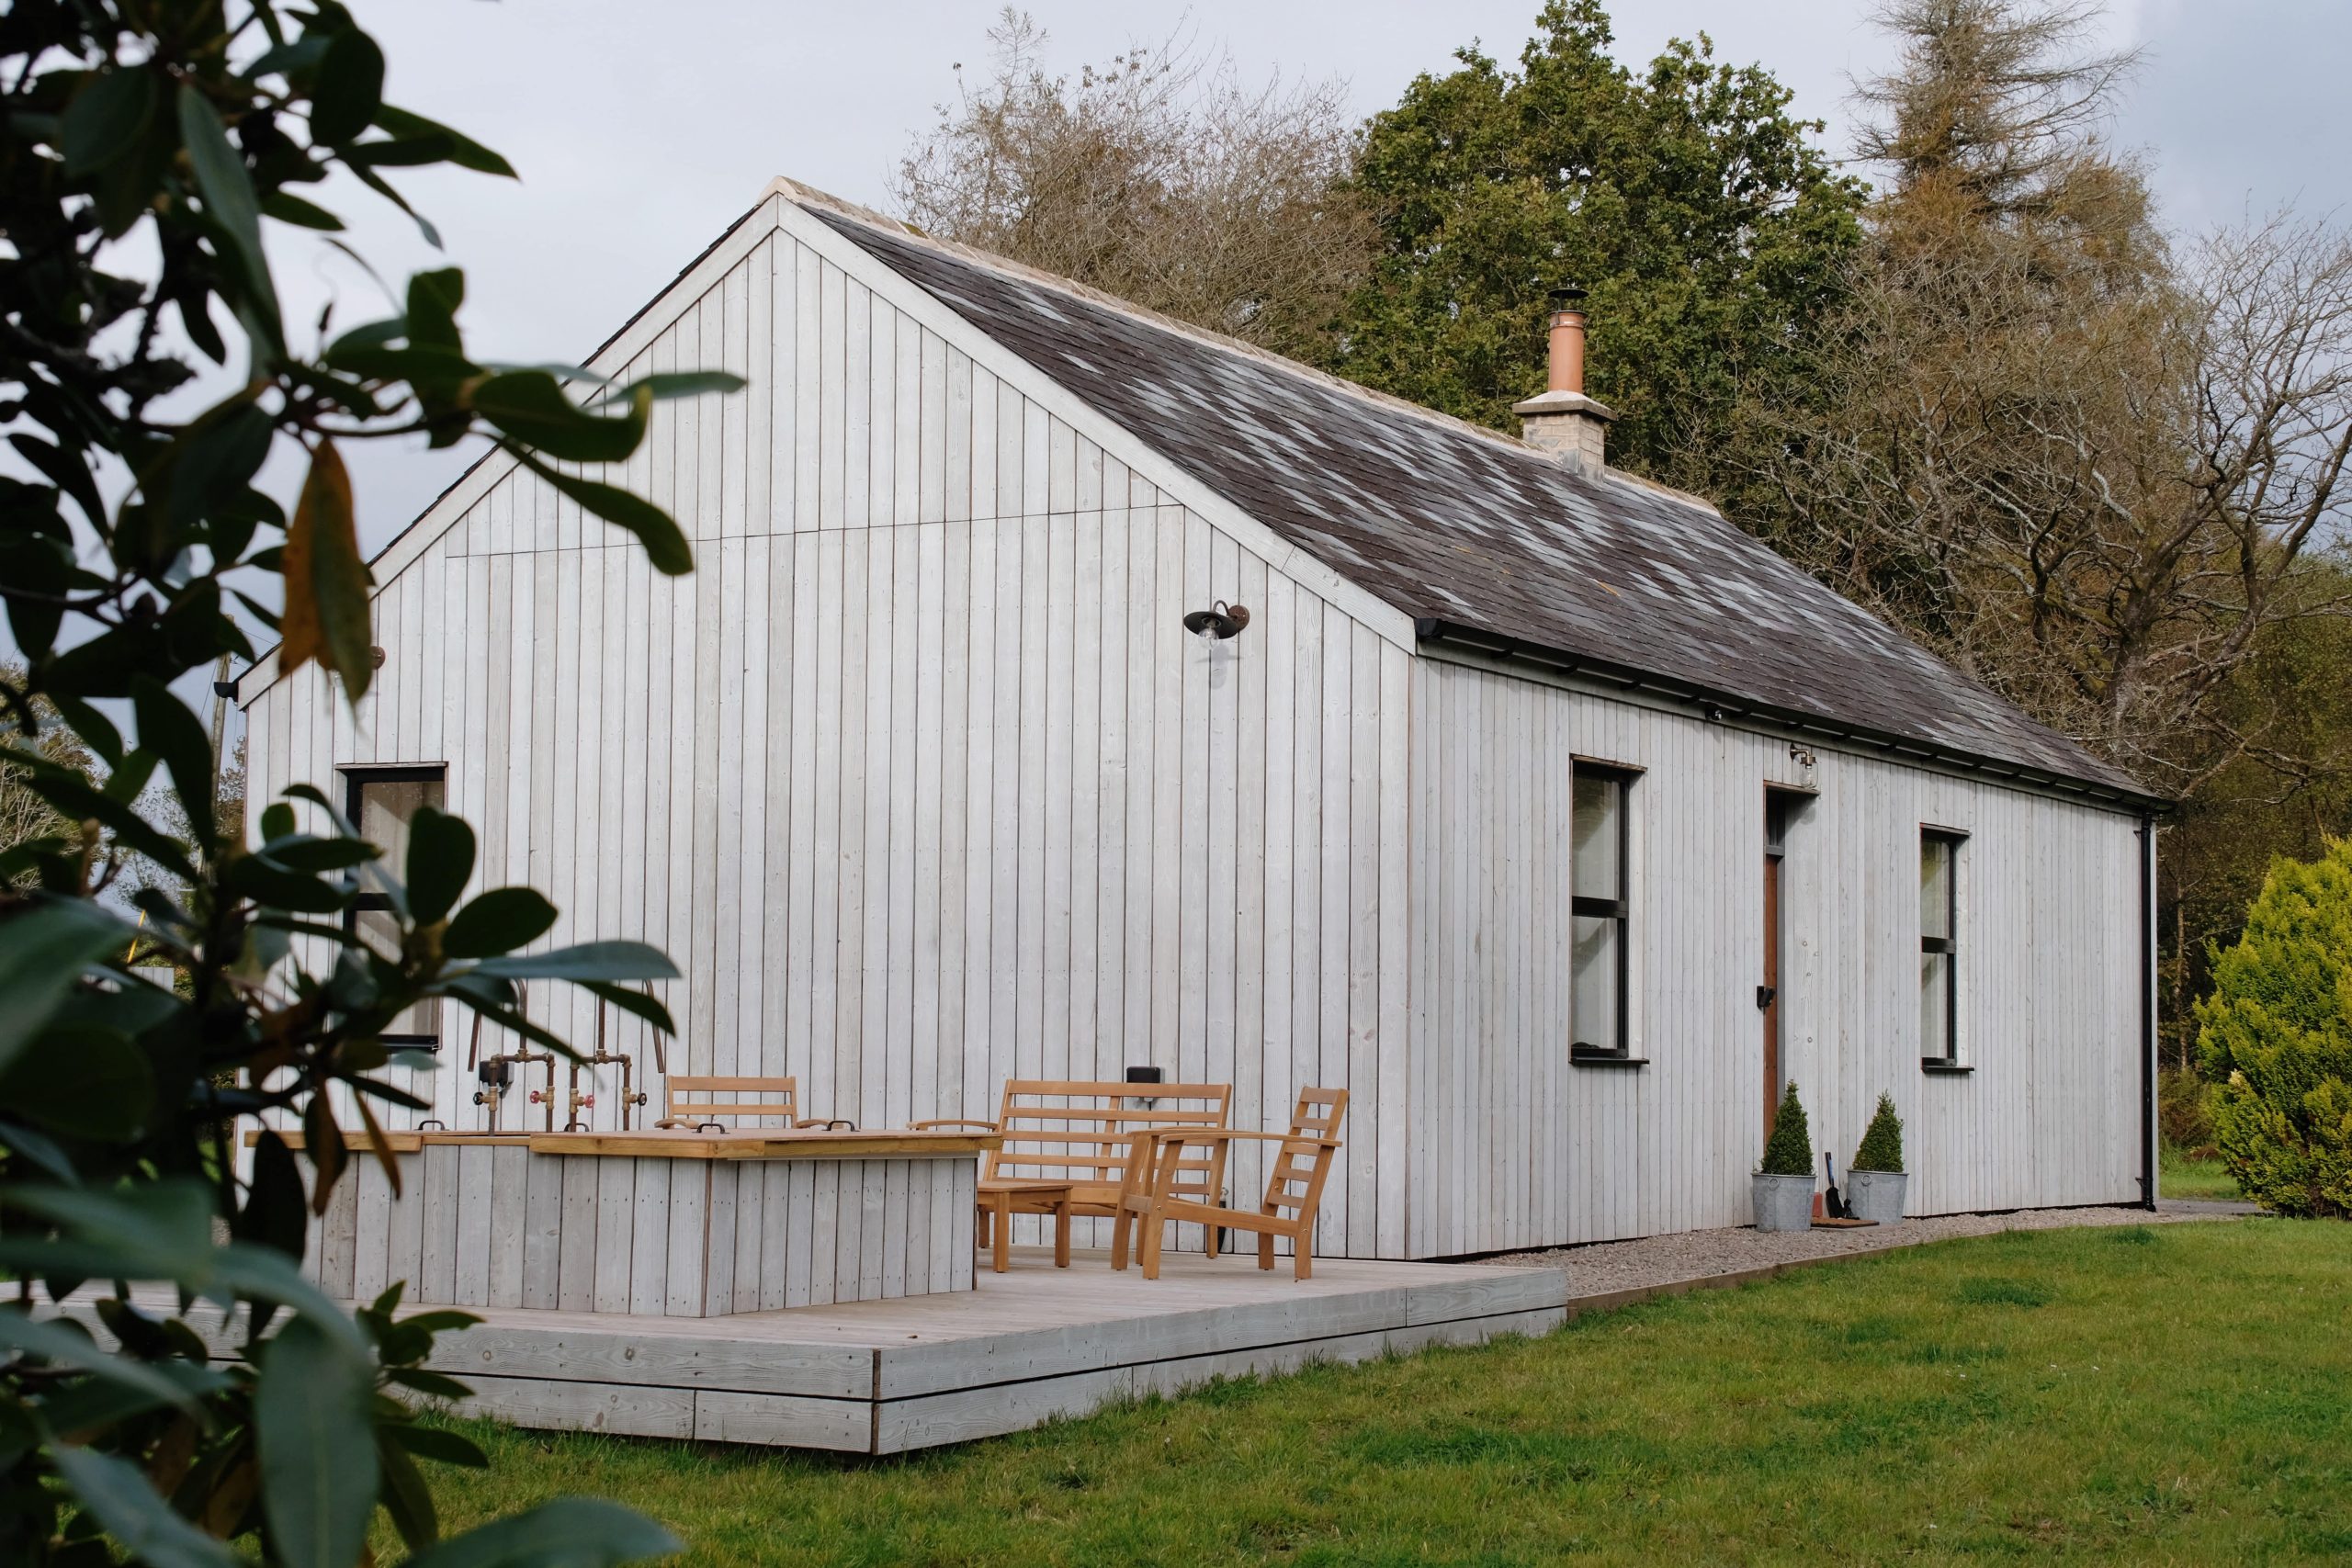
[
  {"x1": 2196, "y1": 840, "x2": 2352, "y2": 1217},
  {"x1": 0, "y1": 3, "x2": 736, "y2": 1562},
  {"x1": 1325, "y1": 0, "x2": 1866, "y2": 500},
  {"x1": 1760, "y1": 1082, "x2": 1814, "y2": 1177}
]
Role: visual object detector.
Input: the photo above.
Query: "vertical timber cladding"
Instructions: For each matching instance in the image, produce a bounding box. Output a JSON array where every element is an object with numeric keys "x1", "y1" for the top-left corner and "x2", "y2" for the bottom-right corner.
[
  {"x1": 308, "y1": 1146, "x2": 979, "y2": 1313},
  {"x1": 243, "y1": 214, "x2": 1419, "y2": 1259},
  {"x1": 1407, "y1": 656, "x2": 2147, "y2": 1255}
]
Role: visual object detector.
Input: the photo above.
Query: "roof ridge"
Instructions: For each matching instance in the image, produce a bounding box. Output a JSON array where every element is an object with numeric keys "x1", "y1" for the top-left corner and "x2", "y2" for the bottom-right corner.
[{"x1": 777, "y1": 177, "x2": 1726, "y2": 523}]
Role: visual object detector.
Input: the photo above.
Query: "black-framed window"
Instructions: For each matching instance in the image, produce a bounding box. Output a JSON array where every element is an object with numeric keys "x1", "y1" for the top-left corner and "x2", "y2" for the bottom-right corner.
[
  {"x1": 344, "y1": 766, "x2": 447, "y2": 1047},
  {"x1": 1570, "y1": 766, "x2": 1633, "y2": 1058},
  {"x1": 1920, "y1": 829, "x2": 1963, "y2": 1065}
]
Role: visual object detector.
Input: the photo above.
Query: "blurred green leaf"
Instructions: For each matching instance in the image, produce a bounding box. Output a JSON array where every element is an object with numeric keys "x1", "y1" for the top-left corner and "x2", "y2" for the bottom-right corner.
[
  {"x1": 378, "y1": 1430, "x2": 440, "y2": 1551},
  {"x1": 579, "y1": 979, "x2": 678, "y2": 1036},
  {"x1": 509, "y1": 448, "x2": 693, "y2": 576},
  {"x1": 309, "y1": 28, "x2": 385, "y2": 143},
  {"x1": 237, "y1": 1130, "x2": 309, "y2": 1263},
  {"x1": 0, "y1": 1024, "x2": 155, "y2": 1142},
  {"x1": 259, "y1": 833, "x2": 381, "y2": 873},
  {"x1": 261, "y1": 189, "x2": 345, "y2": 231},
  {"x1": 390, "y1": 1423, "x2": 492, "y2": 1468},
  {"x1": 372, "y1": 106, "x2": 516, "y2": 178},
  {"x1": 471, "y1": 941, "x2": 681, "y2": 987},
  {"x1": 62, "y1": 67, "x2": 158, "y2": 175},
  {"x1": 31, "y1": 1357, "x2": 231, "y2": 1442},
  {"x1": 0, "y1": 1311, "x2": 218, "y2": 1412},
  {"x1": 176, "y1": 85, "x2": 283, "y2": 355},
  {"x1": 47, "y1": 1442, "x2": 239, "y2": 1568},
  {"x1": 257, "y1": 1315, "x2": 378, "y2": 1568},
  {"x1": 405, "y1": 1498, "x2": 679, "y2": 1568},
  {"x1": 470, "y1": 372, "x2": 645, "y2": 464},
  {"x1": 406, "y1": 268, "x2": 466, "y2": 350},
  {"x1": 222, "y1": 853, "x2": 349, "y2": 914},
  {"x1": 0, "y1": 899, "x2": 131, "y2": 1077},
  {"x1": 590, "y1": 369, "x2": 746, "y2": 407},
  {"x1": 407, "y1": 806, "x2": 477, "y2": 925},
  {"x1": 11, "y1": 432, "x2": 107, "y2": 526},
  {"x1": 131, "y1": 676, "x2": 219, "y2": 853},
  {"x1": 443, "y1": 888, "x2": 559, "y2": 958}
]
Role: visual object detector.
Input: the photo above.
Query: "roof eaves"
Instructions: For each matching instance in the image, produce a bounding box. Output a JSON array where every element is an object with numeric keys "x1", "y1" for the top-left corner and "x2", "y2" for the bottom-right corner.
[{"x1": 1414, "y1": 616, "x2": 2169, "y2": 812}]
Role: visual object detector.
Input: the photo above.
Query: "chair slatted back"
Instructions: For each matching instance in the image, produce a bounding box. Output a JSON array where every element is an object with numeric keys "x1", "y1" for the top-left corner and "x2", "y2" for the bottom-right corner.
[
  {"x1": 986, "y1": 1078, "x2": 1231, "y2": 1197},
  {"x1": 1261, "y1": 1087, "x2": 1349, "y2": 1219},
  {"x1": 660, "y1": 1075, "x2": 799, "y2": 1129}
]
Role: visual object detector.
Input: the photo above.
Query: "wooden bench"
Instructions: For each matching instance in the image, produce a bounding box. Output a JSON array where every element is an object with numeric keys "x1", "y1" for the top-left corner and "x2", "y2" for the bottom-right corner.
[
  {"x1": 655, "y1": 1075, "x2": 846, "y2": 1132},
  {"x1": 916, "y1": 1078, "x2": 1231, "y2": 1271},
  {"x1": 1113, "y1": 1087, "x2": 1349, "y2": 1280}
]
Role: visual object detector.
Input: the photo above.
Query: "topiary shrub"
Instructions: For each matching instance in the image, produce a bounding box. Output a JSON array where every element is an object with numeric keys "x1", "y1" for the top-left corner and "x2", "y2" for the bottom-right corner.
[
  {"x1": 1760, "y1": 1081, "x2": 1814, "y2": 1176},
  {"x1": 1853, "y1": 1092, "x2": 1905, "y2": 1172},
  {"x1": 2196, "y1": 839, "x2": 2352, "y2": 1217}
]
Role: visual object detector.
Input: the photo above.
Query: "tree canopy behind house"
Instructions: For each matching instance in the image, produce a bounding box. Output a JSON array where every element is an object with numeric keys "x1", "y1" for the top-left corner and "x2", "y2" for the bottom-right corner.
[{"x1": 1326, "y1": 0, "x2": 1868, "y2": 501}]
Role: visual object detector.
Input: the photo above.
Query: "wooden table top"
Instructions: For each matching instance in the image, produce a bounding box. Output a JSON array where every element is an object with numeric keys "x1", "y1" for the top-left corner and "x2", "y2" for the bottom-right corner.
[{"x1": 243, "y1": 1127, "x2": 1001, "y2": 1160}]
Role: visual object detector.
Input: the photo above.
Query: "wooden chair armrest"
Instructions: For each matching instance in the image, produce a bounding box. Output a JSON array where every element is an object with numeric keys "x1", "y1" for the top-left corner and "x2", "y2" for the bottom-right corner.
[
  {"x1": 1144, "y1": 1129, "x2": 1341, "y2": 1148},
  {"x1": 911, "y1": 1118, "x2": 1000, "y2": 1132}
]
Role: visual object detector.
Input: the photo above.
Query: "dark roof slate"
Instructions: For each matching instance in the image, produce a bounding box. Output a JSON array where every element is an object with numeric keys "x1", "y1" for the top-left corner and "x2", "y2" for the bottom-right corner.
[{"x1": 812, "y1": 203, "x2": 2149, "y2": 803}]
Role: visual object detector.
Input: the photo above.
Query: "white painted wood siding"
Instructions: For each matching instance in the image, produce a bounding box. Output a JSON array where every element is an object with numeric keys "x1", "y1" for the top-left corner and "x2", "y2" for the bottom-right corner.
[
  {"x1": 243, "y1": 225, "x2": 1412, "y2": 1257},
  {"x1": 1407, "y1": 655, "x2": 2144, "y2": 1255}
]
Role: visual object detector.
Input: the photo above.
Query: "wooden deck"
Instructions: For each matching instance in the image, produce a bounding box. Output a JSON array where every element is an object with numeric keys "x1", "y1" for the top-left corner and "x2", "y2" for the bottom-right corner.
[{"x1": 420, "y1": 1247, "x2": 1567, "y2": 1454}]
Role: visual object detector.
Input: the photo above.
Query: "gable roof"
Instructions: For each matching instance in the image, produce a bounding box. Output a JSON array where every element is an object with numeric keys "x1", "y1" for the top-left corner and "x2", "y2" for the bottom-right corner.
[{"x1": 802, "y1": 196, "x2": 2154, "y2": 807}]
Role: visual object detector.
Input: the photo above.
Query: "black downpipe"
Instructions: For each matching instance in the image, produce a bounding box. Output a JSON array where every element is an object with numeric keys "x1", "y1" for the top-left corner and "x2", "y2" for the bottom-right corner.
[{"x1": 2138, "y1": 812, "x2": 2158, "y2": 1211}]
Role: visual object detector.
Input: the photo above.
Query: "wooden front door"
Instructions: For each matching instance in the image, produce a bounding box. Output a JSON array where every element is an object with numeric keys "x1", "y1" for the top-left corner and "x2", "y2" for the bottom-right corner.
[{"x1": 1762, "y1": 795, "x2": 1787, "y2": 1138}]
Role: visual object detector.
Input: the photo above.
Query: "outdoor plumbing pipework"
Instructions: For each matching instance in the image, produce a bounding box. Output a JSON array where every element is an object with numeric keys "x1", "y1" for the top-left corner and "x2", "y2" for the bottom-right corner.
[{"x1": 469, "y1": 979, "x2": 556, "y2": 1132}]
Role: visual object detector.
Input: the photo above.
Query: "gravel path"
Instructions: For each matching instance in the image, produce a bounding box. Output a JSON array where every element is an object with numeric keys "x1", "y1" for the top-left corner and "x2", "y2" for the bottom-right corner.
[{"x1": 1490, "y1": 1201, "x2": 2247, "y2": 1298}]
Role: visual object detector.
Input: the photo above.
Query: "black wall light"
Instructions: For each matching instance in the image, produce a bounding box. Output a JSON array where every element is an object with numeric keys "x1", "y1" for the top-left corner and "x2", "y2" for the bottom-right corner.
[{"x1": 1182, "y1": 600, "x2": 1250, "y2": 638}]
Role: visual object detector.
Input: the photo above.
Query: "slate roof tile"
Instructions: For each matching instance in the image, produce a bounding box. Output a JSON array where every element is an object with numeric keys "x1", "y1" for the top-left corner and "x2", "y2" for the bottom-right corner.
[{"x1": 811, "y1": 201, "x2": 2150, "y2": 802}]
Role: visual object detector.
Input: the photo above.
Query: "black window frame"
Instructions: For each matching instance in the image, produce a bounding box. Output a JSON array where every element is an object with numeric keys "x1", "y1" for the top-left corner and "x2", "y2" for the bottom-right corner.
[
  {"x1": 343, "y1": 764, "x2": 449, "y2": 1049},
  {"x1": 1568, "y1": 763, "x2": 1634, "y2": 1063},
  {"x1": 1919, "y1": 827, "x2": 1965, "y2": 1068}
]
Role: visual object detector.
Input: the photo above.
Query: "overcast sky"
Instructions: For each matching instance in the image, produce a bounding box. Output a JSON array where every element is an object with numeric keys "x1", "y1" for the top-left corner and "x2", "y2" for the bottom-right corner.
[{"x1": 300, "y1": 0, "x2": 2347, "y2": 556}]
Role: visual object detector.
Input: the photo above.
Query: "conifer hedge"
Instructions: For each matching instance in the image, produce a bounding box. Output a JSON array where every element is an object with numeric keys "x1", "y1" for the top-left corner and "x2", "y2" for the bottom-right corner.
[{"x1": 2196, "y1": 840, "x2": 2352, "y2": 1216}]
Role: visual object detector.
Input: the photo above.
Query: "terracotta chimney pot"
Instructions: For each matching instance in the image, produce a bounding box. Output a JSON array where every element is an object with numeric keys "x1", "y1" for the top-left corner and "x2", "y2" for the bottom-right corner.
[{"x1": 1513, "y1": 285, "x2": 1615, "y2": 469}]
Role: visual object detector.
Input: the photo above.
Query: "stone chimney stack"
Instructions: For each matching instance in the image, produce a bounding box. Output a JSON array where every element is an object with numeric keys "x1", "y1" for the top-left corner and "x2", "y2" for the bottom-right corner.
[{"x1": 1512, "y1": 287, "x2": 1615, "y2": 468}]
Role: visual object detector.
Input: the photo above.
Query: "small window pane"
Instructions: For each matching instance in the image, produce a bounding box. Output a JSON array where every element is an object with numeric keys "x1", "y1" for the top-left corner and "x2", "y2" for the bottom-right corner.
[
  {"x1": 1570, "y1": 913, "x2": 1620, "y2": 1050},
  {"x1": 355, "y1": 775, "x2": 444, "y2": 874},
  {"x1": 1920, "y1": 950, "x2": 1951, "y2": 1059},
  {"x1": 1572, "y1": 773, "x2": 1622, "y2": 903},
  {"x1": 355, "y1": 906, "x2": 442, "y2": 1042},
  {"x1": 1920, "y1": 835, "x2": 1952, "y2": 941}
]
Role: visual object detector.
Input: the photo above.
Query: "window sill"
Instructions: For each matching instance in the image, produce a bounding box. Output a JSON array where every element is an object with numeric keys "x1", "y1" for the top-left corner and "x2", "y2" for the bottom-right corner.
[
  {"x1": 1570, "y1": 1049, "x2": 1649, "y2": 1068},
  {"x1": 1920, "y1": 1058, "x2": 1973, "y2": 1075}
]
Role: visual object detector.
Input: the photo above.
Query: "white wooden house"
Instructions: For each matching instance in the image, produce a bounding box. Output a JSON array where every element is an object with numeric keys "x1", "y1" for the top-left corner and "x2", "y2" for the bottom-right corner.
[{"x1": 236, "y1": 179, "x2": 2161, "y2": 1261}]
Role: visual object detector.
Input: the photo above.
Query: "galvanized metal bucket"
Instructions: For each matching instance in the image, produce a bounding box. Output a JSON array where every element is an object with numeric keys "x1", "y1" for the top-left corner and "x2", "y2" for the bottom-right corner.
[
  {"x1": 1751, "y1": 1171, "x2": 1815, "y2": 1232},
  {"x1": 1846, "y1": 1168, "x2": 1908, "y2": 1226}
]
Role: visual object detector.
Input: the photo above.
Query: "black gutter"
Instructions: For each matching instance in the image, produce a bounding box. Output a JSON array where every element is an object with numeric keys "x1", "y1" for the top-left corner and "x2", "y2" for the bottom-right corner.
[
  {"x1": 2138, "y1": 811, "x2": 2159, "y2": 1210},
  {"x1": 1413, "y1": 616, "x2": 2171, "y2": 814}
]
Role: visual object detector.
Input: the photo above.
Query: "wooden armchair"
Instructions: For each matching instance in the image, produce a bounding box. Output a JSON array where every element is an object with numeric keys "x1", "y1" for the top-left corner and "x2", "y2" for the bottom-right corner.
[
  {"x1": 655, "y1": 1075, "x2": 845, "y2": 1132},
  {"x1": 1113, "y1": 1088, "x2": 1349, "y2": 1280},
  {"x1": 914, "y1": 1078, "x2": 1232, "y2": 1271}
]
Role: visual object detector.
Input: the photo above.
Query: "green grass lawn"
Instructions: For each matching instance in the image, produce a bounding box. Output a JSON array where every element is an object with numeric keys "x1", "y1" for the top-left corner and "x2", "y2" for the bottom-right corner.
[
  {"x1": 2161, "y1": 1145, "x2": 2245, "y2": 1201},
  {"x1": 404, "y1": 1221, "x2": 2349, "y2": 1565}
]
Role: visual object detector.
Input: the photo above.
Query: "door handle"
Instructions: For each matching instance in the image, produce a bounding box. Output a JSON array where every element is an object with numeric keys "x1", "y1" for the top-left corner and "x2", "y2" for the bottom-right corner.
[{"x1": 1756, "y1": 985, "x2": 1777, "y2": 1009}]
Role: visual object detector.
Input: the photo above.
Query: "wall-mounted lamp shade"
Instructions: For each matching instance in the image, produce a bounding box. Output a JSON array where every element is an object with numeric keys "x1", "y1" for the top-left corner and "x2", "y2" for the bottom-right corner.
[{"x1": 1182, "y1": 601, "x2": 1250, "y2": 639}]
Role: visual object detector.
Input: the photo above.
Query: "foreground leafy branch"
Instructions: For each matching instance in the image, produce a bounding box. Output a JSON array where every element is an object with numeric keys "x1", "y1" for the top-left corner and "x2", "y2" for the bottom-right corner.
[{"x1": 0, "y1": 4, "x2": 739, "y2": 1562}]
